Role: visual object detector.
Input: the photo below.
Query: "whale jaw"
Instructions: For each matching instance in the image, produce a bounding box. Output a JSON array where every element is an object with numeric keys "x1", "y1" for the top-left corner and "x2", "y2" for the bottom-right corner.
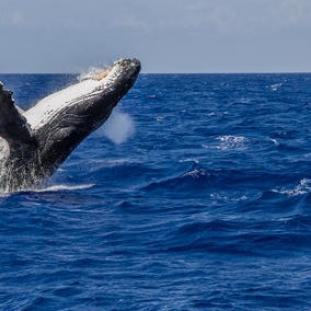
[{"x1": 0, "y1": 58, "x2": 141, "y2": 192}]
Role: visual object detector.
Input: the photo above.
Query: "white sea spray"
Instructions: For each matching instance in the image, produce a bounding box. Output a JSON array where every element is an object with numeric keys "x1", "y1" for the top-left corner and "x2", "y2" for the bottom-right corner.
[{"x1": 99, "y1": 110, "x2": 136, "y2": 145}]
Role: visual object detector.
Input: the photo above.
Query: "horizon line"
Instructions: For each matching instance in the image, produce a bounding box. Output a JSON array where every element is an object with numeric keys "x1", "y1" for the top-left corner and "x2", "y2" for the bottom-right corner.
[{"x1": 1, "y1": 71, "x2": 311, "y2": 75}]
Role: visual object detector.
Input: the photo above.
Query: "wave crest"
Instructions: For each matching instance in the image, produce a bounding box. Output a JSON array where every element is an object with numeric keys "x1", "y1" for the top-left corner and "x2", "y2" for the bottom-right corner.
[{"x1": 272, "y1": 178, "x2": 311, "y2": 197}]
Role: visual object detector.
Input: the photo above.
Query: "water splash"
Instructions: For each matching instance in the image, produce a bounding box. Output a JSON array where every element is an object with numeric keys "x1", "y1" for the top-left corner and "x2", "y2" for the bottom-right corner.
[
  {"x1": 99, "y1": 110, "x2": 135, "y2": 145},
  {"x1": 0, "y1": 183, "x2": 94, "y2": 197},
  {"x1": 78, "y1": 66, "x2": 110, "y2": 81},
  {"x1": 31, "y1": 183, "x2": 95, "y2": 193}
]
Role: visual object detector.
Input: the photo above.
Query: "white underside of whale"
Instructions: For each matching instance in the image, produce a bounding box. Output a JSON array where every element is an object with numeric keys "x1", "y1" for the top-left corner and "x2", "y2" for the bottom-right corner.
[{"x1": 24, "y1": 61, "x2": 124, "y2": 130}]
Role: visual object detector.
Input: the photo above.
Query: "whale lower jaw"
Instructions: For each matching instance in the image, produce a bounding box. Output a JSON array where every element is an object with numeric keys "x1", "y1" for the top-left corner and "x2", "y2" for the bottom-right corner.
[{"x1": 0, "y1": 58, "x2": 141, "y2": 192}]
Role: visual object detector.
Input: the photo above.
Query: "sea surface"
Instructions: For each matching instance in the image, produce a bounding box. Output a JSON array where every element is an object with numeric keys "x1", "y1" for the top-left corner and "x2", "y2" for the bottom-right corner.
[{"x1": 1, "y1": 73, "x2": 311, "y2": 310}]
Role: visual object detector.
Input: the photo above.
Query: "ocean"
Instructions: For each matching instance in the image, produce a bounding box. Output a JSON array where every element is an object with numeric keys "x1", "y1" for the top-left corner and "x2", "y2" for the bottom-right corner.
[{"x1": 1, "y1": 73, "x2": 311, "y2": 310}]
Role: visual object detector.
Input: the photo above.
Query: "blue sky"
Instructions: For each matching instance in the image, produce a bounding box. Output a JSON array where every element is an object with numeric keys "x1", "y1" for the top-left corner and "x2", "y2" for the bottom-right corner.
[{"x1": 0, "y1": 0, "x2": 310, "y2": 73}]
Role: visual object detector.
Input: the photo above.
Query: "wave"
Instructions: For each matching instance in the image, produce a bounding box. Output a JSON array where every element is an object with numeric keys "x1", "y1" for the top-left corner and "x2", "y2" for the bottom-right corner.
[
  {"x1": 151, "y1": 215, "x2": 311, "y2": 256},
  {"x1": 80, "y1": 161, "x2": 158, "y2": 182},
  {"x1": 142, "y1": 166, "x2": 299, "y2": 193},
  {"x1": 142, "y1": 168, "x2": 212, "y2": 192},
  {"x1": 179, "y1": 158, "x2": 200, "y2": 164},
  {"x1": 272, "y1": 178, "x2": 311, "y2": 197}
]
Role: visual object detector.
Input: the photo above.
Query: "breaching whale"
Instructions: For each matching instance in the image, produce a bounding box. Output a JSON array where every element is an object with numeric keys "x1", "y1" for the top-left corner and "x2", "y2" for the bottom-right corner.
[{"x1": 0, "y1": 58, "x2": 141, "y2": 192}]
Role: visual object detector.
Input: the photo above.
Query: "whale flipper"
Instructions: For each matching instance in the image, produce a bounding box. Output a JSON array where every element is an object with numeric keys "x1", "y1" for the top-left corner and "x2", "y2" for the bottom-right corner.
[{"x1": 0, "y1": 82, "x2": 37, "y2": 149}]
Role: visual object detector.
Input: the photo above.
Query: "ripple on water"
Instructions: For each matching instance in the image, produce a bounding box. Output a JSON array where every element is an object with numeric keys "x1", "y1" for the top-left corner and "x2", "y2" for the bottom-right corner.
[{"x1": 1, "y1": 73, "x2": 311, "y2": 310}]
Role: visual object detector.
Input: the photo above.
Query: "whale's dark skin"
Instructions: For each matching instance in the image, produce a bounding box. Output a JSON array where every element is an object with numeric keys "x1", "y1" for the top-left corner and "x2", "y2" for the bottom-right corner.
[{"x1": 0, "y1": 58, "x2": 141, "y2": 192}]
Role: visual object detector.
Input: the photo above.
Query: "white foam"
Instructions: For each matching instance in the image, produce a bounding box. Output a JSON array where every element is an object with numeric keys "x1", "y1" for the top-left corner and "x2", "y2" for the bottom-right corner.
[
  {"x1": 179, "y1": 158, "x2": 200, "y2": 164},
  {"x1": 210, "y1": 192, "x2": 249, "y2": 202},
  {"x1": 34, "y1": 183, "x2": 95, "y2": 192},
  {"x1": 270, "y1": 83, "x2": 283, "y2": 92},
  {"x1": 216, "y1": 135, "x2": 247, "y2": 151},
  {"x1": 183, "y1": 169, "x2": 208, "y2": 179},
  {"x1": 0, "y1": 183, "x2": 95, "y2": 196},
  {"x1": 272, "y1": 178, "x2": 311, "y2": 197},
  {"x1": 218, "y1": 135, "x2": 246, "y2": 143},
  {"x1": 88, "y1": 158, "x2": 131, "y2": 166}
]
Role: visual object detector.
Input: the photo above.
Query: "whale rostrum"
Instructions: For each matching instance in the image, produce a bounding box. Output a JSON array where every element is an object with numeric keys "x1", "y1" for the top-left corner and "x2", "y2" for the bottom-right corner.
[{"x1": 0, "y1": 58, "x2": 141, "y2": 192}]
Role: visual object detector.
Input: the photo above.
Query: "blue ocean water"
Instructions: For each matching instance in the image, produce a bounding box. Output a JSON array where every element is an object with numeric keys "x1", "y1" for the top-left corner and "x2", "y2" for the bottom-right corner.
[{"x1": 1, "y1": 73, "x2": 311, "y2": 310}]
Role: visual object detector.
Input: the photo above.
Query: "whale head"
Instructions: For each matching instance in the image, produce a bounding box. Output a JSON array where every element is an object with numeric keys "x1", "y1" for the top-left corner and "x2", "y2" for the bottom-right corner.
[{"x1": 24, "y1": 58, "x2": 141, "y2": 176}]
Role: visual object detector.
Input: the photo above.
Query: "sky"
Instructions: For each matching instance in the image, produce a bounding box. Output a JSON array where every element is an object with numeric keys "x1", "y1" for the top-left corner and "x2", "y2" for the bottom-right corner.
[{"x1": 0, "y1": 0, "x2": 310, "y2": 73}]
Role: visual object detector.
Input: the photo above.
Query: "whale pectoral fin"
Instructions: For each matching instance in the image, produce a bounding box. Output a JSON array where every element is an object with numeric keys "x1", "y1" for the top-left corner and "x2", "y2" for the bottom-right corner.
[{"x1": 0, "y1": 82, "x2": 37, "y2": 148}]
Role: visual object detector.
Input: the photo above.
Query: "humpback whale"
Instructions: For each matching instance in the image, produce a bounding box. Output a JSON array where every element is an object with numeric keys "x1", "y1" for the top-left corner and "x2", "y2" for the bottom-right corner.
[{"x1": 0, "y1": 58, "x2": 141, "y2": 192}]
